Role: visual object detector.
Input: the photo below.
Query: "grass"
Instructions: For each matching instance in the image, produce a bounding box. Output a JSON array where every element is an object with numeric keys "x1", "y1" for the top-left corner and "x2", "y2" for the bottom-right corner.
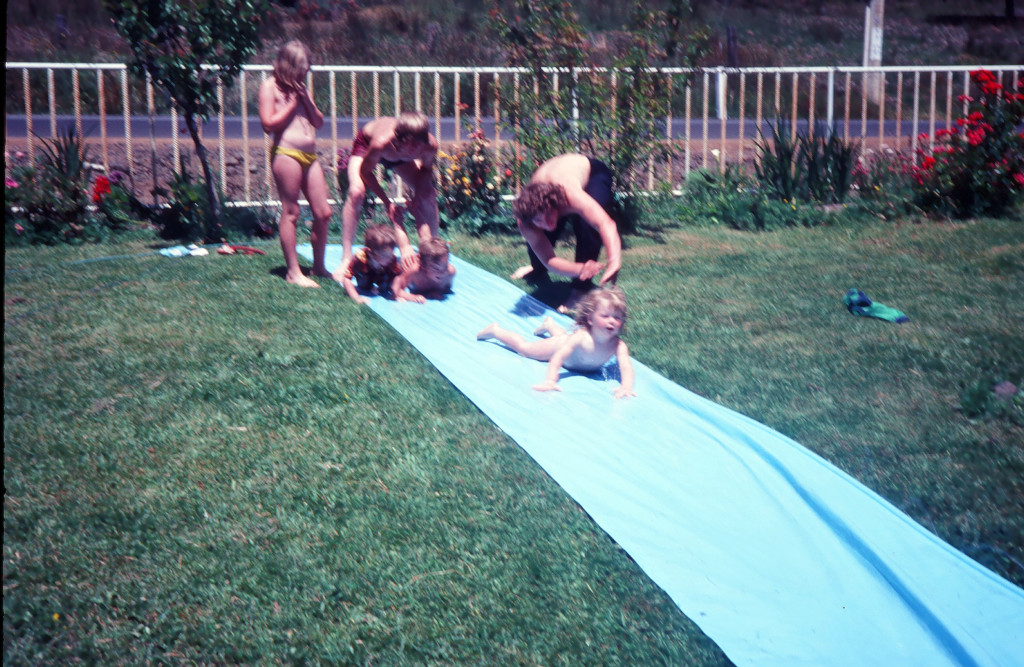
[{"x1": 5, "y1": 214, "x2": 1023, "y2": 663}]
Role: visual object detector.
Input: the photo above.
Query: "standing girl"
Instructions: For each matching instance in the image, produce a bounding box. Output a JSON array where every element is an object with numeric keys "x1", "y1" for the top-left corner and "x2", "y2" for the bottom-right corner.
[{"x1": 258, "y1": 40, "x2": 333, "y2": 287}]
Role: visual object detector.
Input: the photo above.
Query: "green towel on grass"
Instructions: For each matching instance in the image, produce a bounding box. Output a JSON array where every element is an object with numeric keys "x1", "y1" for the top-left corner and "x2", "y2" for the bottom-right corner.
[{"x1": 844, "y1": 288, "x2": 909, "y2": 324}]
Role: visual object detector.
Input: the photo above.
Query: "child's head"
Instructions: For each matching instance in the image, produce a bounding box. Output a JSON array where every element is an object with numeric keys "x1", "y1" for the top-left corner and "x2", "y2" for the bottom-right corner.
[
  {"x1": 418, "y1": 237, "x2": 450, "y2": 275},
  {"x1": 363, "y1": 223, "x2": 398, "y2": 267},
  {"x1": 513, "y1": 183, "x2": 568, "y2": 231},
  {"x1": 414, "y1": 237, "x2": 453, "y2": 297},
  {"x1": 393, "y1": 111, "x2": 430, "y2": 147},
  {"x1": 274, "y1": 40, "x2": 310, "y2": 90},
  {"x1": 574, "y1": 286, "x2": 628, "y2": 333}
]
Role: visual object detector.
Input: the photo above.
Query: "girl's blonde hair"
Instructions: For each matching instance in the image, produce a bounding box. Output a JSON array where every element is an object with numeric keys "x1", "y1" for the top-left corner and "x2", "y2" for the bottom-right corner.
[
  {"x1": 574, "y1": 286, "x2": 628, "y2": 332},
  {"x1": 273, "y1": 40, "x2": 310, "y2": 92}
]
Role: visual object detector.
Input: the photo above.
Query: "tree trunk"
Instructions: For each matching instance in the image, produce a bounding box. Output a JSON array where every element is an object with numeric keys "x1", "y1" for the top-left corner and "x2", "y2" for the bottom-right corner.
[
  {"x1": 183, "y1": 112, "x2": 223, "y2": 242},
  {"x1": 1007, "y1": 0, "x2": 1016, "y2": 20}
]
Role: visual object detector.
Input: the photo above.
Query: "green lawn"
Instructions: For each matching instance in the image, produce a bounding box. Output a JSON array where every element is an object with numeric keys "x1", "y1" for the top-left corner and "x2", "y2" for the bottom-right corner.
[{"x1": 4, "y1": 216, "x2": 1022, "y2": 663}]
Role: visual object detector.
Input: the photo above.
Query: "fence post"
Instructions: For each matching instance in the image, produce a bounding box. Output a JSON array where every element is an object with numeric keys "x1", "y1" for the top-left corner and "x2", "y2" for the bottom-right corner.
[
  {"x1": 99, "y1": 70, "x2": 109, "y2": 173},
  {"x1": 911, "y1": 70, "x2": 920, "y2": 163},
  {"x1": 147, "y1": 73, "x2": 158, "y2": 203},
  {"x1": 896, "y1": 70, "x2": 904, "y2": 150},
  {"x1": 826, "y1": 69, "x2": 835, "y2": 134},
  {"x1": 684, "y1": 79, "x2": 692, "y2": 178},
  {"x1": 72, "y1": 68, "x2": 82, "y2": 144},
  {"x1": 719, "y1": 69, "x2": 727, "y2": 174},
  {"x1": 22, "y1": 69, "x2": 34, "y2": 166},
  {"x1": 48, "y1": 68, "x2": 57, "y2": 139},
  {"x1": 241, "y1": 70, "x2": 251, "y2": 203},
  {"x1": 217, "y1": 78, "x2": 226, "y2": 196},
  {"x1": 121, "y1": 68, "x2": 132, "y2": 182}
]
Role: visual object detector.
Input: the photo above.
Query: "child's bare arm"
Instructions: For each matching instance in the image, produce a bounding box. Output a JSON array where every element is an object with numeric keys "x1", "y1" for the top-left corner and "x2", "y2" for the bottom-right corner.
[
  {"x1": 532, "y1": 334, "x2": 580, "y2": 392},
  {"x1": 391, "y1": 272, "x2": 426, "y2": 304},
  {"x1": 257, "y1": 80, "x2": 299, "y2": 133},
  {"x1": 342, "y1": 275, "x2": 369, "y2": 305},
  {"x1": 612, "y1": 339, "x2": 636, "y2": 398}
]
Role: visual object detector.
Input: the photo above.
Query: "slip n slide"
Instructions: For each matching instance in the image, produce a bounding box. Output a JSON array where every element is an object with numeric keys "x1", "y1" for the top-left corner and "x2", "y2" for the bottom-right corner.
[{"x1": 301, "y1": 243, "x2": 1024, "y2": 666}]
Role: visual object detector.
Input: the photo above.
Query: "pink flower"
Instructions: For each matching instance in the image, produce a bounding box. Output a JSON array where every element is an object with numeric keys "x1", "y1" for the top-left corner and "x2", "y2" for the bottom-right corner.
[
  {"x1": 1014, "y1": 173, "x2": 1024, "y2": 188},
  {"x1": 5, "y1": 177, "x2": 18, "y2": 189}
]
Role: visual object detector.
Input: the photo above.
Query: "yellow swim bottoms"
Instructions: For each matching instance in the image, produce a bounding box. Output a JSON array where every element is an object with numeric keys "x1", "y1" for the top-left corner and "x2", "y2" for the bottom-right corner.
[{"x1": 273, "y1": 146, "x2": 318, "y2": 171}]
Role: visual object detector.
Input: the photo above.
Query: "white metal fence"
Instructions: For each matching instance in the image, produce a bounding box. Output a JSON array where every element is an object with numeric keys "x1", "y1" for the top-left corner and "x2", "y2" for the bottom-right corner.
[{"x1": 5, "y1": 62, "x2": 1022, "y2": 202}]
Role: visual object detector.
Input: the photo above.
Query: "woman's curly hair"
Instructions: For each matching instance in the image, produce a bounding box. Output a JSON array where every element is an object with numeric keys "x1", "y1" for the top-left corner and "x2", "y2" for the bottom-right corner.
[{"x1": 512, "y1": 183, "x2": 568, "y2": 224}]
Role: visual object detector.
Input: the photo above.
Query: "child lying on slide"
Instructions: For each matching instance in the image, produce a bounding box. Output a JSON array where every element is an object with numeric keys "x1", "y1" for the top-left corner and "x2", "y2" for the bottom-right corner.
[
  {"x1": 339, "y1": 224, "x2": 419, "y2": 304},
  {"x1": 477, "y1": 286, "x2": 636, "y2": 398},
  {"x1": 391, "y1": 237, "x2": 456, "y2": 302}
]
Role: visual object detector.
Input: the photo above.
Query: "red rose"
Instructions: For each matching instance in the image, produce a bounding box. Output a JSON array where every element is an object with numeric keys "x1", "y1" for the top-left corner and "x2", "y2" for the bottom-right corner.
[{"x1": 92, "y1": 175, "x2": 112, "y2": 203}]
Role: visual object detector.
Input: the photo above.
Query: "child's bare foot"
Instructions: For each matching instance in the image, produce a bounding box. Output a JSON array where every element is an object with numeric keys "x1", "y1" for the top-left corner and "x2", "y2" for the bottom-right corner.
[
  {"x1": 558, "y1": 288, "x2": 586, "y2": 314},
  {"x1": 533, "y1": 316, "x2": 556, "y2": 337},
  {"x1": 510, "y1": 265, "x2": 533, "y2": 280},
  {"x1": 476, "y1": 323, "x2": 499, "y2": 341},
  {"x1": 286, "y1": 272, "x2": 321, "y2": 288}
]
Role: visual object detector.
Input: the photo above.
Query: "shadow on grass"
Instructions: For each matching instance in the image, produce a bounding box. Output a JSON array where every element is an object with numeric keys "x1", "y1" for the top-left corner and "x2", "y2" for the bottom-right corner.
[{"x1": 519, "y1": 279, "x2": 574, "y2": 312}]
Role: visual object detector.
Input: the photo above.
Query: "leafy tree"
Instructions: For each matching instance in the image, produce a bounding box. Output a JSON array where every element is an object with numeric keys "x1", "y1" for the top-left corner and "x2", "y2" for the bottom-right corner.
[
  {"x1": 489, "y1": 0, "x2": 708, "y2": 228},
  {"x1": 106, "y1": 0, "x2": 267, "y2": 241}
]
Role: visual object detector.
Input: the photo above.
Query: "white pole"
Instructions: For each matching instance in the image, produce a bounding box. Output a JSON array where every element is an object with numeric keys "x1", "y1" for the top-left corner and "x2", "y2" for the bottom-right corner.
[{"x1": 867, "y1": 0, "x2": 885, "y2": 105}]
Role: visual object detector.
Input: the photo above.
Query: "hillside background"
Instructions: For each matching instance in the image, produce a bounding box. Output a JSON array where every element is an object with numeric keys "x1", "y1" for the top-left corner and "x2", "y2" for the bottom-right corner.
[{"x1": 6, "y1": 0, "x2": 1022, "y2": 68}]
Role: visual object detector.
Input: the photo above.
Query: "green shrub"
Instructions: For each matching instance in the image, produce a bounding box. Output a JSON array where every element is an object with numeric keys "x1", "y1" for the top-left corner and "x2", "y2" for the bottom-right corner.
[
  {"x1": 4, "y1": 129, "x2": 138, "y2": 245},
  {"x1": 679, "y1": 168, "x2": 821, "y2": 231},
  {"x1": 489, "y1": 0, "x2": 709, "y2": 232},
  {"x1": 93, "y1": 171, "x2": 152, "y2": 232},
  {"x1": 755, "y1": 121, "x2": 859, "y2": 205},
  {"x1": 150, "y1": 171, "x2": 210, "y2": 242},
  {"x1": 850, "y1": 149, "x2": 921, "y2": 220},
  {"x1": 147, "y1": 170, "x2": 275, "y2": 242},
  {"x1": 436, "y1": 129, "x2": 513, "y2": 234},
  {"x1": 913, "y1": 69, "x2": 1024, "y2": 219}
]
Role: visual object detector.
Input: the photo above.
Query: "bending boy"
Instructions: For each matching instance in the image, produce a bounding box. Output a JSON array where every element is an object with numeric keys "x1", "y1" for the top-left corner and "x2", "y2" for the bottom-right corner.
[
  {"x1": 333, "y1": 112, "x2": 440, "y2": 281},
  {"x1": 511, "y1": 153, "x2": 623, "y2": 312}
]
